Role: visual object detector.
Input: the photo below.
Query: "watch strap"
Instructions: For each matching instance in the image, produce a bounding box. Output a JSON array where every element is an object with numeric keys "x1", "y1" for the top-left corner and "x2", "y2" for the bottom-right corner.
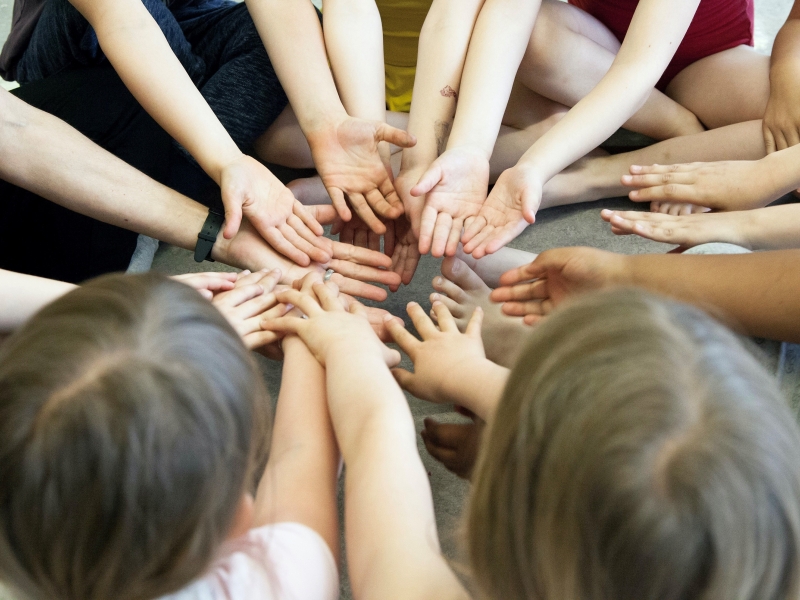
[{"x1": 194, "y1": 207, "x2": 225, "y2": 263}]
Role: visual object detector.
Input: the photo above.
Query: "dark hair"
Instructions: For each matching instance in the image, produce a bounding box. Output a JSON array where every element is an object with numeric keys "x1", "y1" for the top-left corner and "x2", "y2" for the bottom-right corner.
[
  {"x1": 468, "y1": 288, "x2": 800, "y2": 600},
  {"x1": 0, "y1": 273, "x2": 270, "y2": 600}
]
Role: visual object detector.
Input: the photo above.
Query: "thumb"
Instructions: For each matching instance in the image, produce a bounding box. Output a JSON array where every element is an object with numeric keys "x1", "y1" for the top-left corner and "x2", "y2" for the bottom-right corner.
[
  {"x1": 375, "y1": 122, "x2": 417, "y2": 149},
  {"x1": 521, "y1": 188, "x2": 539, "y2": 224},
  {"x1": 411, "y1": 163, "x2": 443, "y2": 197},
  {"x1": 391, "y1": 368, "x2": 417, "y2": 392},
  {"x1": 222, "y1": 200, "x2": 243, "y2": 240}
]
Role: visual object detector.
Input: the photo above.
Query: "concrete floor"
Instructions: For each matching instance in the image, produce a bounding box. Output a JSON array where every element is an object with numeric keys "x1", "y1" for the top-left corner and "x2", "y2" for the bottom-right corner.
[{"x1": 0, "y1": 1, "x2": 795, "y2": 598}]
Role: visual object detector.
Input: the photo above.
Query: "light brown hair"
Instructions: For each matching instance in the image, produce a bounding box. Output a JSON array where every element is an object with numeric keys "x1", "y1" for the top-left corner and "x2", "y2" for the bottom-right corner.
[
  {"x1": 0, "y1": 273, "x2": 270, "y2": 600},
  {"x1": 468, "y1": 288, "x2": 800, "y2": 600}
]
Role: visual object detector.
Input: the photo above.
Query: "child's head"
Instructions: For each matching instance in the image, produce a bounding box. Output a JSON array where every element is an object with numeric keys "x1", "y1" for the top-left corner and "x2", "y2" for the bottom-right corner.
[
  {"x1": 468, "y1": 289, "x2": 800, "y2": 600},
  {"x1": 0, "y1": 273, "x2": 270, "y2": 600}
]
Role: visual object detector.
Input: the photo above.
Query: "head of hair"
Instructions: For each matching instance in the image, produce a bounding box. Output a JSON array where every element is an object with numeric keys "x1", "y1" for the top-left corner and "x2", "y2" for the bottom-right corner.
[
  {"x1": 0, "y1": 272, "x2": 270, "y2": 600},
  {"x1": 467, "y1": 288, "x2": 800, "y2": 600}
]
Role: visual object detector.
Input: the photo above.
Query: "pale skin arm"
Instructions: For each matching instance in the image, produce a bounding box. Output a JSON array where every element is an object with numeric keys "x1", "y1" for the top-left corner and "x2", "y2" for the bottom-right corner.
[
  {"x1": 0, "y1": 270, "x2": 76, "y2": 333},
  {"x1": 491, "y1": 247, "x2": 800, "y2": 343},
  {"x1": 262, "y1": 285, "x2": 470, "y2": 600},
  {"x1": 253, "y1": 335, "x2": 340, "y2": 560},
  {"x1": 764, "y1": 0, "x2": 800, "y2": 152}
]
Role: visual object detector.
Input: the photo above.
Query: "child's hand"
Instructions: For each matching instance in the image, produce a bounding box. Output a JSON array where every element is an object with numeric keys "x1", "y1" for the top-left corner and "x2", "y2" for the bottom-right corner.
[
  {"x1": 387, "y1": 301, "x2": 486, "y2": 405},
  {"x1": 410, "y1": 146, "x2": 490, "y2": 257},
  {"x1": 306, "y1": 116, "x2": 416, "y2": 234},
  {"x1": 172, "y1": 271, "x2": 238, "y2": 299},
  {"x1": 421, "y1": 416, "x2": 485, "y2": 480},
  {"x1": 261, "y1": 280, "x2": 402, "y2": 367},
  {"x1": 220, "y1": 155, "x2": 331, "y2": 266},
  {"x1": 460, "y1": 164, "x2": 541, "y2": 259},
  {"x1": 601, "y1": 209, "x2": 750, "y2": 250},
  {"x1": 490, "y1": 247, "x2": 629, "y2": 324},
  {"x1": 621, "y1": 161, "x2": 779, "y2": 212},
  {"x1": 389, "y1": 216, "x2": 421, "y2": 286},
  {"x1": 212, "y1": 269, "x2": 289, "y2": 352}
]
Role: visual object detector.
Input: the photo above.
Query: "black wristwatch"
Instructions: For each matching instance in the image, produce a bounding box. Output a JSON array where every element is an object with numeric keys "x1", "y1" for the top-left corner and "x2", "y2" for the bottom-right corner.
[{"x1": 194, "y1": 207, "x2": 225, "y2": 263}]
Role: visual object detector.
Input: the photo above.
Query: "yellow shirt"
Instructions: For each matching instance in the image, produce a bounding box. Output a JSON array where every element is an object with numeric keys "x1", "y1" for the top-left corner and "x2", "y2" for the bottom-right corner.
[{"x1": 376, "y1": 0, "x2": 433, "y2": 112}]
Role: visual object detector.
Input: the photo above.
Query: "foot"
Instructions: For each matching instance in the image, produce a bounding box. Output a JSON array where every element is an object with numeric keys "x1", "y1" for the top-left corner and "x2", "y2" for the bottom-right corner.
[
  {"x1": 539, "y1": 149, "x2": 617, "y2": 209},
  {"x1": 287, "y1": 176, "x2": 332, "y2": 205},
  {"x1": 430, "y1": 256, "x2": 529, "y2": 368}
]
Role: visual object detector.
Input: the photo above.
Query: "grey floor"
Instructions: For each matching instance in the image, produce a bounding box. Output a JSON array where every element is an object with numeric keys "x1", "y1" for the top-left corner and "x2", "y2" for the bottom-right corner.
[{"x1": 0, "y1": 1, "x2": 795, "y2": 598}]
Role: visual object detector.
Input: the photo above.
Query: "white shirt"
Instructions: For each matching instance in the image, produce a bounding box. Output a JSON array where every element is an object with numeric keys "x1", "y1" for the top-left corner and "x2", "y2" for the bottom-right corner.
[{"x1": 161, "y1": 523, "x2": 338, "y2": 600}]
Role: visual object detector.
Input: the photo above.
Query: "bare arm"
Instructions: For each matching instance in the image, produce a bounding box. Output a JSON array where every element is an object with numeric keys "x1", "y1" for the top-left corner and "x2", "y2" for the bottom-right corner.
[
  {"x1": 0, "y1": 270, "x2": 76, "y2": 333},
  {"x1": 254, "y1": 335, "x2": 340, "y2": 559},
  {"x1": 764, "y1": 0, "x2": 800, "y2": 152}
]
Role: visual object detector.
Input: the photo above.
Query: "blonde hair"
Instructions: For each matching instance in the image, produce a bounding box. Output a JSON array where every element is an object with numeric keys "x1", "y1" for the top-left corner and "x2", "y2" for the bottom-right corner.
[
  {"x1": 0, "y1": 273, "x2": 271, "y2": 600},
  {"x1": 468, "y1": 289, "x2": 800, "y2": 600}
]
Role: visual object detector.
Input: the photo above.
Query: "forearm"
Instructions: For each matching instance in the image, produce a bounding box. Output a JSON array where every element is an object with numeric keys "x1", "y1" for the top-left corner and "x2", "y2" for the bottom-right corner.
[
  {"x1": 441, "y1": 358, "x2": 508, "y2": 422},
  {"x1": 323, "y1": 0, "x2": 386, "y2": 121},
  {"x1": 446, "y1": 0, "x2": 540, "y2": 157},
  {"x1": 246, "y1": 0, "x2": 347, "y2": 132},
  {"x1": 624, "y1": 250, "x2": 800, "y2": 342},
  {"x1": 256, "y1": 336, "x2": 339, "y2": 557},
  {"x1": 740, "y1": 204, "x2": 800, "y2": 250},
  {"x1": 401, "y1": 0, "x2": 486, "y2": 169},
  {"x1": 326, "y1": 351, "x2": 467, "y2": 599},
  {"x1": 0, "y1": 270, "x2": 76, "y2": 332},
  {"x1": 79, "y1": 0, "x2": 241, "y2": 180},
  {"x1": 770, "y1": 13, "x2": 800, "y2": 77}
]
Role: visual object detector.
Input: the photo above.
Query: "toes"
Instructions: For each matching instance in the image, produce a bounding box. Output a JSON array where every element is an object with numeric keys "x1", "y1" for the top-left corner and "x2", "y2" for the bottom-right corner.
[
  {"x1": 430, "y1": 292, "x2": 466, "y2": 319},
  {"x1": 432, "y1": 275, "x2": 466, "y2": 303},
  {"x1": 441, "y1": 256, "x2": 487, "y2": 293}
]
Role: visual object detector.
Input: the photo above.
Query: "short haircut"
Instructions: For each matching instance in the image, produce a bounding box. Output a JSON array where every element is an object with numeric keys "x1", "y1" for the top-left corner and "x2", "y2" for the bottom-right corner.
[
  {"x1": 0, "y1": 273, "x2": 270, "y2": 600},
  {"x1": 468, "y1": 288, "x2": 800, "y2": 600}
]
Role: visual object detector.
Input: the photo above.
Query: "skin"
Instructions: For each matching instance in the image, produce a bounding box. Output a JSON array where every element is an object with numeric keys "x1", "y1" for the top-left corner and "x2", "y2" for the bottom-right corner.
[
  {"x1": 491, "y1": 246, "x2": 800, "y2": 343},
  {"x1": 261, "y1": 283, "x2": 470, "y2": 600}
]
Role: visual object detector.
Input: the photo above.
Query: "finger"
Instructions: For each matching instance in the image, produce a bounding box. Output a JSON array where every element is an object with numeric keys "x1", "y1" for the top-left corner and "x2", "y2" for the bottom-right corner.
[
  {"x1": 242, "y1": 330, "x2": 282, "y2": 352},
  {"x1": 628, "y1": 163, "x2": 700, "y2": 175},
  {"x1": 461, "y1": 215, "x2": 486, "y2": 245},
  {"x1": 386, "y1": 316, "x2": 421, "y2": 355},
  {"x1": 430, "y1": 212, "x2": 454, "y2": 258},
  {"x1": 349, "y1": 192, "x2": 387, "y2": 234},
  {"x1": 308, "y1": 204, "x2": 339, "y2": 226},
  {"x1": 628, "y1": 184, "x2": 698, "y2": 204},
  {"x1": 312, "y1": 281, "x2": 345, "y2": 312},
  {"x1": 483, "y1": 221, "x2": 529, "y2": 256},
  {"x1": 383, "y1": 346, "x2": 403, "y2": 368},
  {"x1": 235, "y1": 290, "x2": 282, "y2": 320},
  {"x1": 280, "y1": 221, "x2": 331, "y2": 264},
  {"x1": 620, "y1": 172, "x2": 695, "y2": 189},
  {"x1": 501, "y1": 299, "x2": 547, "y2": 317},
  {"x1": 222, "y1": 202, "x2": 243, "y2": 240},
  {"x1": 462, "y1": 225, "x2": 495, "y2": 257},
  {"x1": 418, "y1": 204, "x2": 439, "y2": 255},
  {"x1": 264, "y1": 228, "x2": 311, "y2": 267},
  {"x1": 375, "y1": 122, "x2": 417, "y2": 149},
  {"x1": 366, "y1": 187, "x2": 401, "y2": 220},
  {"x1": 410, "y1": 164, "x2": 442, "y2": 197},
  {"x1": 214, "y1": 283, "x2": 264, "y2": 308},
  {"x1": 332, "y1": 240, "x2": 393, "y2": 269},
  {"x1": 349, "y1": 300, "x2": 368, "y2": 316},
  {"x1": 406, "y1": 301, "x2": 439, "y2": 339},
  {"x1": 496, "y1": 261, "x2": 539, "y2": 287},
  {"x1": 400, "y1": 245, "x2": 420, "y2": 285},
  {"x1": 328, "y1": 187, "x2": 352, "y2": 222},
  {"x1": 493, "y1": 279, "x2": 549, "y2": 303},
  {"x1": 273, "y1": 288, "x2": 325, "y2": 317},
  {"x1": 391, "y1": 368, "x2": 418, "y2": 393},
  {"x1": 445, "y1": 218, "x2": 463, "y2": 257},
  {"x1": 763, "y1": 125, "x2": 777, "y2": 155},
  {"x1": 328, "y1": 259, "x2": 401, "y2": 288},
  {"x1": 431, "y1": 301, "x2": 458, "y2": 332},
  {"x1": 378, "y1": 185, "x2": 406, "y2": 218},
  {"x1": 785, "y1": 127, "x2": 800, "y2": 149},
  {"x1": 775, "y1": 130, "x2": 789, "y2": 153},
  {"x1": 330, "y1": 276, "x2": 388, "y2": 302},
  {"x1": 292, "y1": 200, "x2": 325, "y2": 236},
  {"x1": 259, "y1": 315, "x2": 306, "y2": 335},
  {"x1": 465, "y1": 306, "x2": 484, "y2": 338},
  {"x1": 368, "y1": 228, "x2": 382, "y2": 254},
  {"x1": 384, "y1": 219, "x2": 397, "y2": 258}
]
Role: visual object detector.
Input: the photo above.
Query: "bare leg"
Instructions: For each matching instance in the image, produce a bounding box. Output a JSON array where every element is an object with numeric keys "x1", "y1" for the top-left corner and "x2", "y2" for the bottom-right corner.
[
  {"x1": 518, "y1": 0, "x2": 705, "y2": 140},
  {"x1": 541, "y1": 120, "x2": 767, "y2": 208},
  {"x1": 253, "y1": 105, "x2": 315, "y2": 169}
]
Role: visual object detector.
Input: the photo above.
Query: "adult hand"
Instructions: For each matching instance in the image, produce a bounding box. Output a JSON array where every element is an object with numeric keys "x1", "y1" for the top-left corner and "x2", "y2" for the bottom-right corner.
[
  {"x1": 460, "y1": 164, "x2": 541, "y2": 259},
  {"x1": 490, "y1": 247, "x2": 628, "y2": 324},
  {"x1": 261, "y1": 281, "x2": 402, "y2": 367},
  {"x1": 387, "y1": 301, "x2": 486, "y2": 405},
  {"x1": 171, "y1": 271, "x2": 237, "y2": 299},
  {"x1": 409, "y1": 147, "x2": 490, "y2": 257},
  {"x1": 306, "y1": 116, "x2": 416, "y2": 233},
  {"x1": 600, "y1": 209, "x2": 750, "y2": 250},
  {"x1": 211, "y1": 269, "x2": 289, "y2": 352},
  {"x1": 763, "y1": 63, "x2": 800, "y2": 153},
  {"x1": 213, "y1": 217, "x2": 401, "y2": 301},
  {"x1": 621, "y1": 161, "x2": 780, "y2": 212},
  {"x1": 220, "y1": 154, "x2": 330, "y2": 266}
]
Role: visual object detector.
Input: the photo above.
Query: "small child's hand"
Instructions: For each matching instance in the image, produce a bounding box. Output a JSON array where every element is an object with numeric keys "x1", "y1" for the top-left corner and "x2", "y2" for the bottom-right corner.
[
  {"x1": 386, "y1": 301, "x2": 487, "y2": 405},
  {"x1": 212, "y1": 269, "x2": 289, "y2": 352},
  {"x1": 172, "y1": 271, "x2": 238, "y2": 299},
  {"x1": 220, "y1": 155, "x2": 331, "y2": 266},
  {"x1": 262, "y1": 280, "x2": 401, "y2": 367}
]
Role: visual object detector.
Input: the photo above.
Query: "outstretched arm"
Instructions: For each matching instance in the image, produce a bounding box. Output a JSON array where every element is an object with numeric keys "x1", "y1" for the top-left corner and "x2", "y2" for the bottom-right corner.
[
  {"x1": 764, "y1": 0, "x2": 800, "y2": 152},
  {"x1": 492, "y1": 247, "x2": 800, "y2": 342},
  {"x1": 0, "y1": 270, "x2": 76, "y2": 333}
]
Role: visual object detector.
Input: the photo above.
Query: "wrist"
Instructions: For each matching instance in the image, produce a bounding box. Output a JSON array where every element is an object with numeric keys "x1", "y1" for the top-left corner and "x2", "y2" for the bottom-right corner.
[
  {"x1": 441, "y1": 358, "x2": 507, "y2": 420},
  {"x1": 300, "y1": 108, "x2": 350, "y2": 139}
]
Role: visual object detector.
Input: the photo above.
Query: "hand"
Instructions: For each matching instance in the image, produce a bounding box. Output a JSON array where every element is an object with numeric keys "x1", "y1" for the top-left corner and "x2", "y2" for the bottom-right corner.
[
  {"x1": 213, "y1": 217, "x2": 401, "y2": 301},
  {"x1": 763, "y1": 63, "x2": 800, "y2": 153},
  {"x1": 394, "y1": 165, "x2": 428, "y2": 239},
  {"x1": 261, "y1": 281, "x2": 401, "y2": 367},
  {"x1": 389, "y1": 216, "x2": 421, "y2": 286},
  {"x1": 211, "y1": 268, "x2": 289, "y2": 352},
  {"x1": 421, "y1": 416, "x2": 484, "y2": 480},
  {"x1": 621, "y1": 161, "x2": 781, "y2": 212},
  {"x1": 171, "y1": 271, "x2": 237, "y2": 299},
  {"x1": 306, "y1": 116, "x2": 416, "y2": 234},
  {"x1": 219, "y1": 155, "x2": 330, "y2": 266},
  {"x1": 490, "y1": 247, "x2": 629, "y2": 324},
  {"x1": 460, "y1": 164, "x2": 541, "y2": 259},
  {"x1": 387, "y1": 301, "x2": 486, "y2": 405},
  {"x1": 600, "y1": 209, "x2": 750, "y2": 249},
  {"x1": 409, "y1": 147, "x2": 490, "y2": 257}
]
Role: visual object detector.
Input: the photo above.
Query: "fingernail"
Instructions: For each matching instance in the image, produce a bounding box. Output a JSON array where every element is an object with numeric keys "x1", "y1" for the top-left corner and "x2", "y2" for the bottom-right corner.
[
  {"x1": 241, "y1": 270, "x2": 251, "y2": 275},
  {"x1": 272, "y1": 268, "x2": 281, "y2": 277},
  {"x1": 431, "y1": 293, "x2": 440, "y2": 301},
  {"x1": 432, "y1": 300, "x2": 441, "y2": 307},
  {"x1": 408, "y1": 301, "x2": 418, "y2": 307},
  {"x1": 630, "y1": 165, "x2": 642, "y2": 172},
  {"x1": 621, "y1": 175, "x2": 632, "y2": 183},
  {"x1": 434, "y1": 277, "x2": 443, "y2": 285},
  {"x1": 383, "y1": 314, "x2": 394, "y2": 322}
]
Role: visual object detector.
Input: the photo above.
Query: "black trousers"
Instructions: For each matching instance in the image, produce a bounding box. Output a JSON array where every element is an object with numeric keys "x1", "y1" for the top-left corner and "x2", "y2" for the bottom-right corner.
[{"x1": 0, "y1": 66, "x2": 212, "y2": 283}]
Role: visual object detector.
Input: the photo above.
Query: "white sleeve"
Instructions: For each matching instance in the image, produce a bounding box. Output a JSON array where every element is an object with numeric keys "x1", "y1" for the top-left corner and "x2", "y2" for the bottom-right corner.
[{"x1": 161, "y1": 522, "x2": 339, "y2": 600}]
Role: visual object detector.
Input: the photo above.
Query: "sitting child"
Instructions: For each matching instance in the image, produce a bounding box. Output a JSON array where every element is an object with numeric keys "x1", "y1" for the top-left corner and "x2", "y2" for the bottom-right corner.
[
  {"x1": 264, "y1": 284, "x2": 800, "y2": 599},
  {"x1": 0, "y1": 273, "x2": 339, "y2": 600}
]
